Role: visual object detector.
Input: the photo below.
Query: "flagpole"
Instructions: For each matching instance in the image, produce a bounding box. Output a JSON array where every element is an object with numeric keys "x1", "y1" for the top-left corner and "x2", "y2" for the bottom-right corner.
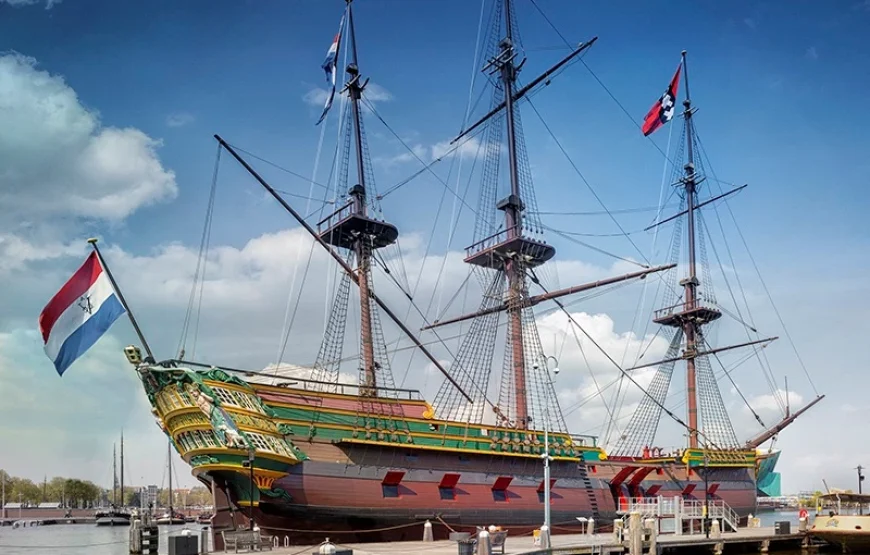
[{"x1": 87, "y1": 238, "x2": 155, "y2": 362}]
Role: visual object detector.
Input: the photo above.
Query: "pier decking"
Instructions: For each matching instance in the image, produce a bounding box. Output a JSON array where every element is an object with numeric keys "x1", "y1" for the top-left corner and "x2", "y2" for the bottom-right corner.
[{"x1": 260, "y1": 526, "x2": 805, "y2": 554}]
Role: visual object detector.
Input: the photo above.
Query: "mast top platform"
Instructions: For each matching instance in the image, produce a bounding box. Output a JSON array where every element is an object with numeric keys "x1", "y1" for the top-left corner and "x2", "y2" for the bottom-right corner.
[
  {"x1": 464, "y1": 232, "x2": 555, "y2": 270},
  {"x1": 653, "y1": 301, "x2": 722, "y2": 328},
  {"x1": 318, "y1": 207, "x2": 398, "y2": 251}
]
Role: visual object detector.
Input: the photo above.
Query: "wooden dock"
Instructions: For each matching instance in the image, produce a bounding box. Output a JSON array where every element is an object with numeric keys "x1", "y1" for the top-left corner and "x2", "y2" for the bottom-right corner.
[{"x1": 262, "y1": 526, "x2": 806, "y2": 554}]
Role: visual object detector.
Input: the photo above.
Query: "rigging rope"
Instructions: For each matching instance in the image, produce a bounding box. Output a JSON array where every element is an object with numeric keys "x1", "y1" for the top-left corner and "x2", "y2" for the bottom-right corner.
[
  {"x1": 360, "y1": 97, "x2": 482, "y2": 222},
  {"x1": 695, "y1": 129, "x2": 819, "y2": 397},
  {"x1": 605, "y1": 119, "x2": 676, "y2": 444},
  {"x1": 177, "y1": 144, "x2": 221, "y2": 360},
  {"x1": 273, "y1": 112, "x2": 331, "y2": 378},
  {"x1": 526, "y1": 267, "x2": 728, "y2": 451}
]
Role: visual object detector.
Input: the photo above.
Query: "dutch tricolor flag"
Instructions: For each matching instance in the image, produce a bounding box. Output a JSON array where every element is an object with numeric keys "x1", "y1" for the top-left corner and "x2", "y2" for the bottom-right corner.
[
  {"x1": 38, "y1": 251, "x2": 126, "y2": 376},
  {"x1": 316, "y1": 10, "x2": 346, "y2": 126}
]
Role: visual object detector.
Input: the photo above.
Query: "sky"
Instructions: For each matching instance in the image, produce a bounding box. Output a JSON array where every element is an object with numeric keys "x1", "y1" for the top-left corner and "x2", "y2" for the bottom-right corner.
[{"x1": 1, "y1": 0, "x2": 868, "y2": 495}]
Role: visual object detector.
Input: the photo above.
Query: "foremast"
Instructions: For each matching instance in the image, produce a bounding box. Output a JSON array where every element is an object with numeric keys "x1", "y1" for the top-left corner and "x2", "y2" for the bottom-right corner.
[{"x1": 313, "y1": 0, "x2": 399, "y2": 398}]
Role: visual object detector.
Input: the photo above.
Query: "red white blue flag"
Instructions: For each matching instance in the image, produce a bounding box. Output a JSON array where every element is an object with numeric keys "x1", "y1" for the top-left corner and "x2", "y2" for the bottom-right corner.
[
  {"x1": 642, "y1": 64, "x2": 682, "y2": 136},
  {"x1": 316, "y1": 11, "x2": 346, "y2": 126},
  {"x1": 38, "y1": 251, "x2": 126, "y2": 376}
]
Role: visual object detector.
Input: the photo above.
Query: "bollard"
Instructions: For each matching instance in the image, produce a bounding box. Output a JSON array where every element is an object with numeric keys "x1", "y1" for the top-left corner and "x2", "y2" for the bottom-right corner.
[
  {"x1": 200, "y1": 526, "x2": 210, "y2": 553},
  {"x1": 798, "y1": 517, "x2": 807, "y2": 532},
  {"x1": 587, "y1": 517, "x2": 595, "y2": 535},
  {"x1": 319, "y1": 538, "x2": 337, "y2": 555},
  {"x1": 423, "y1": 520, "x2": 434, "y2": 542},
  {"x1": 613, "y1": 519, "x2": 624, "y2": 543},
  {"x1": 644, "y1": 518, "x2": 657, "y2": 555},
  {"x1": 628, "y1": 512, "x2": 642, "y2": 555},
  {"x1": 711, "y1": 519, "x2": 721, "y2": 539},
  {"x1": 476, "y1": 529, "x2": 492, "y2": 555},
  {"x1": 284, "y1": 535, "x2": 290, "y2": 547},
  {"x1": 539, "y1": 525, "x2": 551, "y2": 549}
]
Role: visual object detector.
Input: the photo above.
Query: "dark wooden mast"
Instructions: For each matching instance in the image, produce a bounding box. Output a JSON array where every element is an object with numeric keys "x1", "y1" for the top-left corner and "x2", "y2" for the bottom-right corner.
[
  {"x1": 649, "y1": 51, "x2": 722, "y2": 449},
  {"x1": 316, "y1": 0, "x2": 397, "y2": 397}
]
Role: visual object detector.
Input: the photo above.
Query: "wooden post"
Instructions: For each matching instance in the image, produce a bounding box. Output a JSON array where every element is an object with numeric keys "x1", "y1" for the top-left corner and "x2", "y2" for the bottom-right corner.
[
  {"x1": 674, "y1": 496, "x2": 683, "y2": 536},
  {"x1": 644, "y1": 518, "x2": 657, "y2": 555},
  {"x1": 629, "y1": 512, "x2": 642, "y2": 555},
  {"x1": 613, "y1": 519, "x2": 624, "y2": 544}
]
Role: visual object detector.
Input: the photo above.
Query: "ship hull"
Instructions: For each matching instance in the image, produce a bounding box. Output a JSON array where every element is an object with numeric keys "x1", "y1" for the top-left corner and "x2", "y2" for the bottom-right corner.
[
  {"x1": 206, "y1": 444, "x2": 757, "y2": 548},
  {"x1": 136, "y1": 365, "x2": 758, "y2": 550}
]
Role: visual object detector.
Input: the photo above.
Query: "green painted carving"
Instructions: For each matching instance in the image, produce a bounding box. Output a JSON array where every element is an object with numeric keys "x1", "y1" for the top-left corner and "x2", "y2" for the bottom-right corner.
[
  {"x1": 200, "y1": 367, "x2": 250, "y2": 389},
  {"x1": 277, "y1": 423, "x2": 294, "y2": 436},
  {"x1": 190, "y1": 455, "x2": 220, "y2": 466},
  {"x1": 260, "y1": 486, "x2": 292, "y2": 502}
]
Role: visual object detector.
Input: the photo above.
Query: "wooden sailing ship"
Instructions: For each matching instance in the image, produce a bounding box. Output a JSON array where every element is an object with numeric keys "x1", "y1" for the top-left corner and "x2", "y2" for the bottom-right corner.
[{"x1": 106, "y1": 0, "x2": 825, "y2": 547}]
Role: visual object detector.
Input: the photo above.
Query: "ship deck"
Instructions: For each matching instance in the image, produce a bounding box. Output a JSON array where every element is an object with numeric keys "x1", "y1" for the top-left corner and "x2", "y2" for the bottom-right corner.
[{"x1": 262, "y1": 526, "x2": 806, "y2": 554}]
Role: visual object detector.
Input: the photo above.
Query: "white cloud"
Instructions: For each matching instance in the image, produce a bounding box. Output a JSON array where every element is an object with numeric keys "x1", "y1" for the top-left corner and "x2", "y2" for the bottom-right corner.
[
  {"x1": 747, "y1": 389, "x2": 802, "y2": 414},
  {"x1": 0, "y1": 53, "x2": 177, "y2": 224},
  {"x1": 376, "y1": 136, "x2": 484, "y2": 168},
  {"x1": 0, "y1": 234, "x2": 85, "y2": 273},
  {"x1": 1, "y1": 0, "x2": 60, "y2": 7},
  {"x1": 165, "y1": 112, "x2": 194, "y2": 128}
]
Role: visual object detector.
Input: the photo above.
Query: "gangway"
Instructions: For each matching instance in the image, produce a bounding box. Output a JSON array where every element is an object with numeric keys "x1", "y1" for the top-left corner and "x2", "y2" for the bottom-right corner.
[{"x1": 616, "y1": 495, "x2": 740, "y2": 534}]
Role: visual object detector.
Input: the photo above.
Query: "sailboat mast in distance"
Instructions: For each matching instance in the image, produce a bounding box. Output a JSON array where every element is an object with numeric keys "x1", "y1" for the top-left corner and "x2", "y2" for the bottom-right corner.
[
  {"x1": 120, "y1": 431, "x2": 125, "y2": 507},
  {"x1": 112, "y1": 442, "x2": 117, "y2": 506}
]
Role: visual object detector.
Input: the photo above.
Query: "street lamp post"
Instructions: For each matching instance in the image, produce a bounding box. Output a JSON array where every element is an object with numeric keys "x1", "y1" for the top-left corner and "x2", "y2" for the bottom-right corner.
[
  {"x1": 857, "y1": 465, "x2": 865, "y2": 516},
  {"x1": 242, "y1": 449, "x2": 256, "y2": 530},
  {"x1": 539, "y1": 355, "x2": 560, "y2": 546},
  {"x1": 703, "y1": 454, "x2": 710, "y2": 538}
]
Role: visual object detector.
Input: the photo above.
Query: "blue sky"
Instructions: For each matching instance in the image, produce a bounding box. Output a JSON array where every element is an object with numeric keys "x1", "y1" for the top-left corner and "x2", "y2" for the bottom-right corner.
[{"x1": 1, "y1": 0, "x2": 868, "y2": 493}]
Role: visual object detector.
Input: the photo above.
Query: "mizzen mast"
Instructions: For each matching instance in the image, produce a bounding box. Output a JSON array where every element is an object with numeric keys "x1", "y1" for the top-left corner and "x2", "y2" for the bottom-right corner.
[{"x1": 649, "y1": 51, "x2": 722, "y2": 448}]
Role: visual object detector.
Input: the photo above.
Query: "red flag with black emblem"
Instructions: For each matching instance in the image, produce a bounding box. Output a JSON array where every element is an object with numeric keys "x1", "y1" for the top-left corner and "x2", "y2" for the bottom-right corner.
[{"x1": 642, "y1": 64, "x2": 682, "y2": 136}]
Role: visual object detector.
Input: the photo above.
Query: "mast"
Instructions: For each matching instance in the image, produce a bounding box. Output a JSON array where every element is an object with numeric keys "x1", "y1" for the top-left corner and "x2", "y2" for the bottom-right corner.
[
  {"x1": 120, "y1": 431, "x2": 124, "y2": 508},
  {"x1": 500, "y1": 0, "x2": 530, "y2": 428},
  {"x1": 680, "y1": 50, "x2": 702, "y2": 448},
  {"x1": 346, "y1": 0, "x2": 376, "y2": 393},
  {"x1": 112, "y1": 443, "x2": 117, "y2": 506}
]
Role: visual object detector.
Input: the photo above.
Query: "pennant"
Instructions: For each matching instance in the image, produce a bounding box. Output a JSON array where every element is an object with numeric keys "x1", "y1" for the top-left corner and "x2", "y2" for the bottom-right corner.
[
  {"x1": 316, "y1": 11, "x2": 346, "y2": 126},
  {"x1": 642, "y1": 64, "x2": 682, "y2": 136}
]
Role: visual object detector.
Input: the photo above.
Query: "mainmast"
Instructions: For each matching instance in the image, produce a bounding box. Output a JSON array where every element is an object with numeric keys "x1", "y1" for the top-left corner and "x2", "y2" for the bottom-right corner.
[
  {"x1": 431, "y1": 0, "x2": 670, "y2": 431},
  {"x1": 316, "y1": 0, "x2": 398, "y2": 398}
]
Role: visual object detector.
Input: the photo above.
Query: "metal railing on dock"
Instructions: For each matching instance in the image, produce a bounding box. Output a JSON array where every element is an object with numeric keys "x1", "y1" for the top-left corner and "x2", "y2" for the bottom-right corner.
[{"x1": 616, "y1": 495, "x2": 739, "y2": 533}]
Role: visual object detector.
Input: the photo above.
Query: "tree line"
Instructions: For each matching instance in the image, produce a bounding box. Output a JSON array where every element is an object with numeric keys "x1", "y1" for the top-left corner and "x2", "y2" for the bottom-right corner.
[
  {"x1": 1, "y1": 469, "x2": 213, "y2": 509},
  {"x1": 1, "y1": 470, "x2": 102, "y2": 508}
]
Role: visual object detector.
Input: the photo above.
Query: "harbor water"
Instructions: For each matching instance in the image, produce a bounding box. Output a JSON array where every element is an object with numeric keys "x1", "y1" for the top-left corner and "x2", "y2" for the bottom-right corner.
[
  {"x1": 0, "y1": 512, "x2": 806, "y2": 554},
  {"x1": 0, "y1": 523, "x2": 208, "y2": 555}
]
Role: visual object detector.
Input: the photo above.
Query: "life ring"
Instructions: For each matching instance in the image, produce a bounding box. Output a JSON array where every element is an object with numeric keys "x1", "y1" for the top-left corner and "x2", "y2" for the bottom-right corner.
[{"x1": 799, "y1": 508, "x2": 808, "y2": 520}]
